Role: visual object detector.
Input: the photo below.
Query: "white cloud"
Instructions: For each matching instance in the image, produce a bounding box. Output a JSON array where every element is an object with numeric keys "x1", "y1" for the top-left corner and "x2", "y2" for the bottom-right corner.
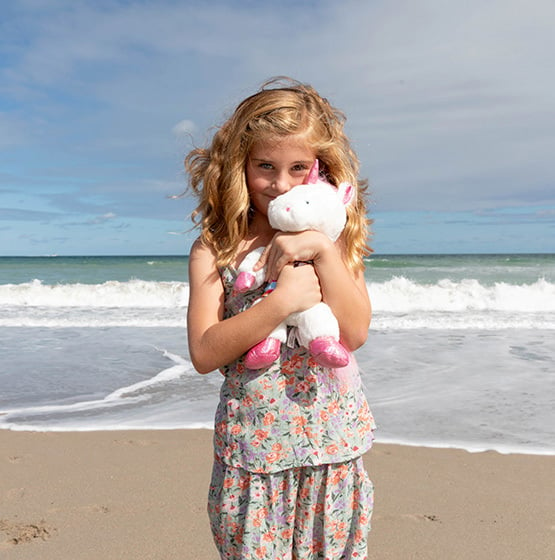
[
  {"x1": 172, "y1": 119, "x2": 196, "y2": 137},
  {"x1": 1, "y1": 0, "x2": 554, "y2": 254},
  {"x1": 97, "y1": 212, "x2": 116, "y2": 221}
]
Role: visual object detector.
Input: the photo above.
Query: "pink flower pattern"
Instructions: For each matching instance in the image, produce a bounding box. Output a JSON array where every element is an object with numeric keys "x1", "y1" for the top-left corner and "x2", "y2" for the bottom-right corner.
[
  {"x1": 208, "y1": 455, "x2": 374, "y2": 560},
  {"x1": 215, "y1": 267, "x2": 376, "y2": 474}
]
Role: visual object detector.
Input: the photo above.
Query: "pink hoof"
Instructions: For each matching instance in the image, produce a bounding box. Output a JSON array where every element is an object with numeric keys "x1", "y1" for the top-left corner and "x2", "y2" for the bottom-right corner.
[
  {"x1": 244, "y1": 338, "x2": 281, "y2": 369},
  {"x1": 309, "y1": 336, "x2": 350, "y2": 368},
  {"x1": 235, "y1": 272, "x2": 255, "y2": 292}
]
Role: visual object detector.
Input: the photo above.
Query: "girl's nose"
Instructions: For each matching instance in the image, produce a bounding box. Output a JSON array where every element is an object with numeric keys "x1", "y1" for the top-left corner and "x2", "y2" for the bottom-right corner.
[{"x1": 272, "y1": 173, "x2": 292, "y2": 194}]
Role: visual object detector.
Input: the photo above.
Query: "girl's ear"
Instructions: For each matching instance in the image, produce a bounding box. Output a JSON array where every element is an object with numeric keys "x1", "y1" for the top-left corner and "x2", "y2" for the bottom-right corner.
[{"x1": 338, "y1": 182, "x2": 355, "y2": 206}]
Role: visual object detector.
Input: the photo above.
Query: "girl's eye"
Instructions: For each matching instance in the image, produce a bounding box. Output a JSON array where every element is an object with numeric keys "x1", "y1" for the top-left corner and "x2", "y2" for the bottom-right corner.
[
  {"x1": 258, "y1": 163, "x2": 273, "y2": 170},
  {"x1": 291, "y1": 164, "x2": 308, "y2": 172}
]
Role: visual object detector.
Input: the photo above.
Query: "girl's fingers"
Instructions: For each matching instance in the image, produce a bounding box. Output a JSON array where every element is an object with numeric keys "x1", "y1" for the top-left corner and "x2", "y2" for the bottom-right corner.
[
  {"x1": 252, "y1": 245, "x2": 269, "y2": 272},
  {"x1": 253, "y1": 237, "x2": 281, "y2": 281},
  {"x1": 265, "y1": 251, "x2": 281, "y2": 283},
  {"x1": 255, "y1": 231, "x2": 322, "y2": 281}
]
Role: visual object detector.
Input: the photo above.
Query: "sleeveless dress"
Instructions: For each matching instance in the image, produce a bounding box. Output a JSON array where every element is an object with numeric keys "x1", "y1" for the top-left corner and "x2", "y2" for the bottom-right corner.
[
  {"x1": 213, "y1": 266, "x2": 376, "y2": 473},
  {"x1": 208, "y1": 267, "x2": 376, "y2": 559}
]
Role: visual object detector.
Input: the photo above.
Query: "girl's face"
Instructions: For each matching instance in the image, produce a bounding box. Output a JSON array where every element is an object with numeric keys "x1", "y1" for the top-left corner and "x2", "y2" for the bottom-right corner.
[{"x1": 246, "y1": 135, "x2": 316, "y2": 218}]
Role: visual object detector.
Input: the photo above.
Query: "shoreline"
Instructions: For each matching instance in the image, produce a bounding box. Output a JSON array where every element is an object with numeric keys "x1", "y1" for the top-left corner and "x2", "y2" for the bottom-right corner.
[
  {"x1": 2, "y1": 425, "x2": 553, "y2": 457},
  {"x1": 1, "y1": 429, "x2": 554, "y2": 559}
]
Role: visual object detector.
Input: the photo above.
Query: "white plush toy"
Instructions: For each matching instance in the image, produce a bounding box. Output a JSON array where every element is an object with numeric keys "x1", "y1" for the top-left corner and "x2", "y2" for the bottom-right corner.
[{"x1": 234, "y1": 160, "x2": 354, "y2": 370}]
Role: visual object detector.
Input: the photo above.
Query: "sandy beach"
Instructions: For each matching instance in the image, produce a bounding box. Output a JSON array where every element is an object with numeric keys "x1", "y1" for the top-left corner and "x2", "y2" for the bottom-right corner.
[{"x1": 1, "y1": 429, "x2": 553, "y2": 560}]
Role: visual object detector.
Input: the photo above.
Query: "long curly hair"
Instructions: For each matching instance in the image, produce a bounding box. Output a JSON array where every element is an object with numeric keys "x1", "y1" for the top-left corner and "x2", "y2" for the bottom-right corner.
[{"x1": 185, "y1": 77, "x2": 372, "y2": 270}]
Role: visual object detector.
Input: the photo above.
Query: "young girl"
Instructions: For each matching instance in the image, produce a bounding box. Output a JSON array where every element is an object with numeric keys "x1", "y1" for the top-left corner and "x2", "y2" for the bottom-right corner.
[{"x1": 185, "y1": 77, "x2": 376, "y2": 559}]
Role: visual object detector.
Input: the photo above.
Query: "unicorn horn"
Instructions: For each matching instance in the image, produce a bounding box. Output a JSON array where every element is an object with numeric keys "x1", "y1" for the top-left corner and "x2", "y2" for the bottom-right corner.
[{"x1": 306, "y1": 159, "x2": 319, "y2": 184}]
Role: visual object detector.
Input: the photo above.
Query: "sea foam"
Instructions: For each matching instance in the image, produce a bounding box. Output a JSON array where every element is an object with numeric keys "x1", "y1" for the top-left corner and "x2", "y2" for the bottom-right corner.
[
  {"x1": 2, "y1": 277, "x2": 553, "y2": 330},
  {"x1": 369, "y1": 277, "x2": 555, "y2": 312},
  {"x1": 2, "y1": 277, "x2": 554, "y2": 311},
  {"x1": 0, "y1": 279, "x2": 189, "y2": 307}
]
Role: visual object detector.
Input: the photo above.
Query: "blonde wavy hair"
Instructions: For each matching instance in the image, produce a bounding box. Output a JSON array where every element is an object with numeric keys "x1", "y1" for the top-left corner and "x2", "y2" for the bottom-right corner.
[{"x1": 185, "y1": 77, "x2": 372, "y2": 270}]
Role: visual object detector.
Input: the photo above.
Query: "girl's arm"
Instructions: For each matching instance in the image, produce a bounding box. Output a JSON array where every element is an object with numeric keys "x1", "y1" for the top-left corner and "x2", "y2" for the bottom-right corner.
[
  {"x1": 187, "y1": 238, "x2": 323, "y2": 373},
  {"x1": 254, "y1": 230, "x2": 371, "y2": 351}
]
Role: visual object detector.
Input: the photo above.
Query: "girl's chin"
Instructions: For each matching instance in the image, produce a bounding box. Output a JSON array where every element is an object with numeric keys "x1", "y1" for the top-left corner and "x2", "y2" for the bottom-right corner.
[
  {"x1": 249, "y1": 210, "x2": 270, "y2": 226},
  {"x1": 251, "y1": 204, "x2": 269, "y2": 217}
]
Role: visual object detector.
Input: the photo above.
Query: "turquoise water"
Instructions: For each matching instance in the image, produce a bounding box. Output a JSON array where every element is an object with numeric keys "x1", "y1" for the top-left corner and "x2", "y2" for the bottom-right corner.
[
  {"x1": 0, "y1": 255, "x2": 189, "y2": 284},
  {"x1": 2, "y1": 253, "x2": 554, "y2": 284},
  {"x1": 366, "y1": 253, "x2": 555, "y2": 284}
]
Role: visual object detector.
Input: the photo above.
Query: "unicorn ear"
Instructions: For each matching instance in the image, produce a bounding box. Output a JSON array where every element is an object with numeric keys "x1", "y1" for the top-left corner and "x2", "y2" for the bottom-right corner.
[
  {"x1": 338, "y1": 182, "x2": 355, "y2": 206},
  {"x1": 306, "y1": 159, "x2": 319, "y2": 184}
]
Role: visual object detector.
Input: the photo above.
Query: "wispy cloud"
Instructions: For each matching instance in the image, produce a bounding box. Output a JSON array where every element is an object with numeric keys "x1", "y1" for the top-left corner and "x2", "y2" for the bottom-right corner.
[
  {"x1": 17, "y1": 232, "x2": 70, "y2": 246},
  {"x1": 62, "y1": 211, "x2": 119, "y2": 227},
  {"x1": 172, "y1": 119, "x2": 197, "y2": 138},
  {"x1": 475, "y1": 207, "x2": 555, "y2": 226},
  {"x1": 1, "y1": 0, "x2": 554, "y2": 254},
  {"x1": 0, "y1": 113, "x2": 28, "y2": 149},
  {"x1": 0, "y1": 207, "x2": 61, "y2": 221}
]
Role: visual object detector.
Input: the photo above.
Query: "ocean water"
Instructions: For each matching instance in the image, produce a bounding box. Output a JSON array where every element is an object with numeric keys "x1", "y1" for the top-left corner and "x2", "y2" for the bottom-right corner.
[{"x1": 1, "y1": 254, "x2": 554, "y2": 455}]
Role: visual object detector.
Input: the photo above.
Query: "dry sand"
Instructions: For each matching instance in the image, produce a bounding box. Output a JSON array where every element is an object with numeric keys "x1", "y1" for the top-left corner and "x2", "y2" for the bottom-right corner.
[{"x1": 1, "y1": 429, "x2": 553, "y2": 559}]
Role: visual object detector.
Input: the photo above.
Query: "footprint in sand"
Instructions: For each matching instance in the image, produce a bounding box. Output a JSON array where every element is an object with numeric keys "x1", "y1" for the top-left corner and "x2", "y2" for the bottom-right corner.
[
  {"x1": 113, "y1": 439, "x2": 158, "y2": 446},
  {"x1": 48, "y1": 504, "x2": 110, "y2": 514},
  {"x1": 376, "y1": 513, "x2": 441, "y2": 523},
  {"x1": 0, "y1": 519, "x2": 56, "y2": 548},
  {"x1": 401, "y1": 513, "x2": 441, "y2": 523},
  {"x1": 5, "y1": 487, "x2": 26, "y2": 501}
]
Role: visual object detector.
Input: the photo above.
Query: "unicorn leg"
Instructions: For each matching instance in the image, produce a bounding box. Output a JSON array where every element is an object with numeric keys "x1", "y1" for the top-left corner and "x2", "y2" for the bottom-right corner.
[
  {"x1": 244, "y1": 338, "x2": 282, "y2": 369},
  {"x1": 309, "y1": 336, "x2": 350, "y2": 368},
  {"x1": 244, "y1": 322, "x2": 287, "y2": 369}
]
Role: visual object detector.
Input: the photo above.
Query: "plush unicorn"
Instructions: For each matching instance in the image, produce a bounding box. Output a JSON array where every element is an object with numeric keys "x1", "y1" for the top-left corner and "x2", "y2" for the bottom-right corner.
[{"x1": 234, "y1": 160, "x2": 355, "y2": 370}]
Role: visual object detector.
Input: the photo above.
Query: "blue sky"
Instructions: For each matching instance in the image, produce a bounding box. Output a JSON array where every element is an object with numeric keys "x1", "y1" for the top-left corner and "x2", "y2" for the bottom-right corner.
[{"x1": 1, "y1": 0, "x2": 554, "y2": 256}]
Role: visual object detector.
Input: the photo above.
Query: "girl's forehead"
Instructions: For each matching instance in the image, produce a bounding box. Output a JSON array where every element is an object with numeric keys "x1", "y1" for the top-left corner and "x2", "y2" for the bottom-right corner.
[{"x1": 249, "y1": 135, "x2": 315, "y2": 158}]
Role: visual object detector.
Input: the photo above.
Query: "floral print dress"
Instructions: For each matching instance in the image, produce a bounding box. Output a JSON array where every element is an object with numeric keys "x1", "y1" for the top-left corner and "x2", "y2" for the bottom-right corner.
[{"x1": 208, "y1": 267, "x2": 376, "y2": 559}]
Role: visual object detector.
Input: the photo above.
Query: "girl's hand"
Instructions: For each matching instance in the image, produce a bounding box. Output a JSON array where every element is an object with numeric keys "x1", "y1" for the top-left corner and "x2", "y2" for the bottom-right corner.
[
  {"x1": 187, "y1": 238, "x2": 325, "y2": 374},
  {"x1": 254, "y1": 230, "x2": 334, "y2": 282},
  {"x1": 273, "y1": 262, "x2": 322, "y2": 314},
  {"x1": 258, "y1": 230, "x2": 371, "y2": 352}
]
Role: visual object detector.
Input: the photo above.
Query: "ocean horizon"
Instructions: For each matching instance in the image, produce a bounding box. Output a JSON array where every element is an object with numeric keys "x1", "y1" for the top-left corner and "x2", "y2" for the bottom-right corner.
[{"x1": 1, "y1": 253, "x2": 554, "y2": 456}]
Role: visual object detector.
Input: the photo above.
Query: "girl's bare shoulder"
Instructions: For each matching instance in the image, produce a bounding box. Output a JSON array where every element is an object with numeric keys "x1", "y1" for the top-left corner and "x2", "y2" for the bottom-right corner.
[
  {"x1": 188, "y1": 238, "x2": 220, "y2": 281},
  {"x1": 189, "y1": 237, "x2": 218, "y2": 261}
]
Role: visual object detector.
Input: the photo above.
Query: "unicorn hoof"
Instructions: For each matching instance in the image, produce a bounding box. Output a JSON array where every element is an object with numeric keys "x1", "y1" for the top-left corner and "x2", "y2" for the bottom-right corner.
[
  {"x1": 244, "y1": 338, "x2": 281, "y2": 369},
  {"x1": 235, "y1": 272, "x2": 255, "y2": 292},
  {"x1": 309, "y1": 336, "x2": 350, "y2": 368}
]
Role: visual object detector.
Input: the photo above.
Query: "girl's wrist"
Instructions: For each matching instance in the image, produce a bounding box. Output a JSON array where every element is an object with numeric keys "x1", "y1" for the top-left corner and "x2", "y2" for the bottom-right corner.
[
  {"x1": 312, "y1": 235, "x2": 339, "y2": 267},
  {"x1": 264, "y1": 285, "x2": 297, "y2": 320}
]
